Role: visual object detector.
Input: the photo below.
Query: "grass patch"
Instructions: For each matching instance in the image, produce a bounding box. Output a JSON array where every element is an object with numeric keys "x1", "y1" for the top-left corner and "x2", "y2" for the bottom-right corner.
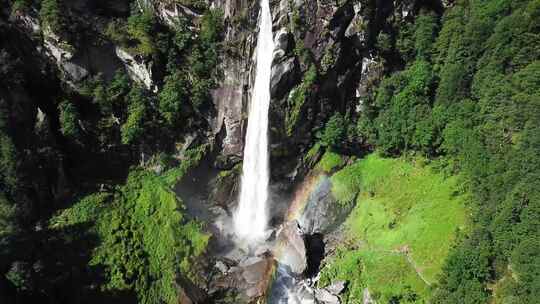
[
  {"x1": 320, "y1": 153, "x2": 468, "y2": 302},
  {"x1": 330, "y1": 161, "x2": 362, "y2": 205}
]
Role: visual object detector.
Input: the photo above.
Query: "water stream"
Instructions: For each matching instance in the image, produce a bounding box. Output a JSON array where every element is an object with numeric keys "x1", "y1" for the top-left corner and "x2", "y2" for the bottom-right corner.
[{"x1": 233, "y1": 0, "x2": 275, "y2": 244}]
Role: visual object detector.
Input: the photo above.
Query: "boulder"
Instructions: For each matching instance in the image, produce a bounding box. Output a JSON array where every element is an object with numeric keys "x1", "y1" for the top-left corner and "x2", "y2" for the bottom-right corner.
[
  {"x1": 211, "y1": 255, "x2": 275, "y2": 301},
  {"x1": 274, "y1": 220, "x2": 308, "y2": 276}
]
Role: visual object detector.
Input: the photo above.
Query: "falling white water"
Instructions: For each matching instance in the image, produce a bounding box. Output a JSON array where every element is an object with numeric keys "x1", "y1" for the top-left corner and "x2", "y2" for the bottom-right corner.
[{"x1": 233, "y1": 0, "x2": 275, "y2": 243}]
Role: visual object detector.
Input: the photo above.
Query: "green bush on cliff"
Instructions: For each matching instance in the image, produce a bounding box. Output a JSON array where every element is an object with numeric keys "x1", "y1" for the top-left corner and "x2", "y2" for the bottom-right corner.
[
  {"x1": 0, "y1": 134, "x2": 19, "y2": 192},
  {"x1": 286, "y1": 65, "x2": 317, "y2": 136},
  {"x1": 58, "y1": 100, "x2": 80, "y2": 138},
  {"x1": 0, "y1": 193, "x2": 17, "y2": 258},
  {"x1": 127, "y1": 9, "x2": 157, "y2": 56}
]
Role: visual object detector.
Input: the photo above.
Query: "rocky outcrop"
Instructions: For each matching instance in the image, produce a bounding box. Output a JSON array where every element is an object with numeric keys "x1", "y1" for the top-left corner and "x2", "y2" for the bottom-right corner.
[
  {"x1": 42, "y1": 28, "x2": 89, "y2": 86},
  {"x1": 115, "y1": 47, "x2": 156, "y2": 91}
]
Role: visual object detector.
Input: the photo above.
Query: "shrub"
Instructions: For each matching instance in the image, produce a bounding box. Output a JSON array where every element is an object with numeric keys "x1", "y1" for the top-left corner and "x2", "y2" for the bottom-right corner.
[
  {"x1": 0, "y1": 134, "x2": 19, "y2": 191},
  {"x1": 414, "y1": 12, "x2": 438, "y2": 60}
]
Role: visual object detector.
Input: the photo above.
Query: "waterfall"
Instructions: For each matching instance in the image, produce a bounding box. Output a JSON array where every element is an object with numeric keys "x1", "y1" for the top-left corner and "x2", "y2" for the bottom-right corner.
[{"x1": 233, "y1": 0, "x2": 275, "y2": 243}]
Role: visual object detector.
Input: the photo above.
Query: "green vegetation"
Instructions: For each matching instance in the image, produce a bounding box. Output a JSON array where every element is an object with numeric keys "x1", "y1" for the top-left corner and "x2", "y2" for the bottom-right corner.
[
  {"x1": 356, "y1": 1, "x2": 540, "y2": 302},
  {"x1": 316, "y1": 150, "x2": 345, "y2": 173},
  {"x1": 121, "y1": 86, "x2": 148, "y2": 144},
  {"x1": 286, "y1": 65, "x2": 317, "y2": 136},
  {"x1": 50, "y1": 169, "x2": 209, "y2": 304},
  {"x1": 11, "y1": 0, "x2": 30, "y2": 15},
  {"x1": 39, "y1": 0, "x2": 64, "y2": 32},
  {"x1": 127, "y1": 10, "x2": 157, "y2": 56},
  {"x1": 304, "y1": 142, "x2": 322, "y2": 168},
  {"x1": 0, "y1": 133, "x2": 19, "y2": 192},
  {"x1": 106, "y1": 9, "x2": 158, "y2": 56},
  {"x1": 319, "y1": 113, "x2": 346, "y2": 150},
  {"x1": 320, "y1": 154, "x2": 468, "y2": 302},
  {"x1": 159, "y1": 71, "x2": 187, "y2": 126},
  {"x1": 330, "y1": 161, "x2": 362, "y2": 205},
  {"x1": 58, "y1": 100, "x2": 80, "y2": 138},
  {"x1": 0, "y1": 193, "x2": 17, "y2": 258}
]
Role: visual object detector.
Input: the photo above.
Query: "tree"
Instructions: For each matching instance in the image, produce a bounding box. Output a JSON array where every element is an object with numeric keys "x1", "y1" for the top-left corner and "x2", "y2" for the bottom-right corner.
[
  {"x1": 320, "y1": 113, "x2": 346, "y2": 149},
  {"x1": 414, "y1": 12, "x2": 438, "y2": 60}
]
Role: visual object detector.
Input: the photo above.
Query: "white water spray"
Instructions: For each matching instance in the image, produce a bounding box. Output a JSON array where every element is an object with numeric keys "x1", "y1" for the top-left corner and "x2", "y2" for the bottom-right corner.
[{"x1": 233, "y1": 0, "x2": 275, "y2": 243}]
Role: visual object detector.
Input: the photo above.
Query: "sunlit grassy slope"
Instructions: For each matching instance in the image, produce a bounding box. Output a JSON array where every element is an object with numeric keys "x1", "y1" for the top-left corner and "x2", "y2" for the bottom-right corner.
[{"x1": 320, "y1": 153, "x2": 468, "y2": 303}]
